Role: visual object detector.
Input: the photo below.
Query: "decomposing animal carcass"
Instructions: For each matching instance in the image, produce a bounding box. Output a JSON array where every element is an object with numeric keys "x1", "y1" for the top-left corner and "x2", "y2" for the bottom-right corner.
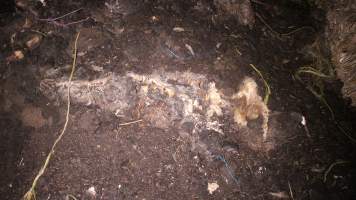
[{"x1": 40, "y1": 71, "x2": 270, "y2": 153}]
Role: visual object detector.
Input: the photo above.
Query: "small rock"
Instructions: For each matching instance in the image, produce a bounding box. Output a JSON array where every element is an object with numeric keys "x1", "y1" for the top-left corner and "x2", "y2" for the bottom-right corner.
[
  {"x1": 25, "y1": 34, "x2": 42, "y2": 50},
  {"x1": 207, "y1": 182, "x2": 219, "y2": 194},
  {"x1": 6, "y1": 50, "x2": 24, "y2": 63},
  {"x1": 86, "y1": 186, "x2": 96, "y2": 198}
]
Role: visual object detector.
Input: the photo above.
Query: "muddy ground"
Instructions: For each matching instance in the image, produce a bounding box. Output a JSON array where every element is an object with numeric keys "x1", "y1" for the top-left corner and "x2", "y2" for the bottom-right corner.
[{"x1": 1, "y1": 0, "x2": 356, "y2": 199}]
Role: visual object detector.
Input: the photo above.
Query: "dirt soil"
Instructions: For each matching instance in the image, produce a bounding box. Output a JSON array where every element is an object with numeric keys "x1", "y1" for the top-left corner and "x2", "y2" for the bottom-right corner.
[{"x1": 1, "y1": 0, "x2": 356, "y2": 200}]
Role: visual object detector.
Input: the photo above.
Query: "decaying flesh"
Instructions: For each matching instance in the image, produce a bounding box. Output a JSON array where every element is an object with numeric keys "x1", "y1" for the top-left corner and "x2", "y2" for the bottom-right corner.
[{"x1": 41, "y1": 71, "x2": 269, "y2": 146}]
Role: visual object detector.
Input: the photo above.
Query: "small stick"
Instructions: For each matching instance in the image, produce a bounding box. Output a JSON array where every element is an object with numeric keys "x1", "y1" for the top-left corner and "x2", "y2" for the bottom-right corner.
[
  {"x1": 296, "y1": 66, "x2": 333, "y2": 79},
  {"x1": 301, "y1": 116, "x2": 311, "y2": 138},
  {"x1": 323, "y1": 160, "x2": 349, "y2": 183},
  {"x1": 38, "y1": 8, "x2": 83, "y2": 22},
  {"x1": 255, "y1": 12, "x2": 315, "y2": 39},
  {"x1": 119, "y1": 119, "x2": 143, "y2": 126},
  {"x1": 30, "y1": 30, "x2": 47, "y2": 37},
  {"x1": 281, "y1": 26, "x2": 315, "y2": 37},
  {"x1": 66, "y1": 194, "x2": 78, "y2": 200},
  {"x1": 295, "y1": 66, "x2": 356, "y2": 143},
  {"x1": 288, "y1": 181, "x2": 294, "y2": 200},
  {"x1": 62, "y1": 17, "x2": 90, "y2": 26}
]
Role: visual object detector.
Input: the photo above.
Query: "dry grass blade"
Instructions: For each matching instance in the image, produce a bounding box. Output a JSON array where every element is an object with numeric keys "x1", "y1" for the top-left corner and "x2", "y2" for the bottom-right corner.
[
  {"x1": 295, "y1": 65, "x2": 356, "y2": 143},
  {"x1": 119, "y1": 119, "x2": 143, "y2": 126},
  {"x1": 296, "y1": 66, "x2": 333, "y2": 79},
  {"x1": 280, "y1": 26, "x2": 315, "y2": 37},
  {"x1": 249, "y1": 64, "x2": 271, "y2": 104},
  {"x1": 255, "y1": 12, "x2": 315, "y2": 39},
  {"x1": 255, "y1": 13, "x2": 282, "y2": 40},
  {"x1": 23, "y1": 31, "x2": 81, "y2": 200},
  {"x1": 288, "y1": 181, "x2": 294, "y2": 200}
]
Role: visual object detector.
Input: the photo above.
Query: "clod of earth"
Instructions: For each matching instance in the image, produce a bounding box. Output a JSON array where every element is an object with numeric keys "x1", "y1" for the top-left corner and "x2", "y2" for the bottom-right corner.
[{"x1": 20, "y1": 105, "x2": 47, "y2": 129}]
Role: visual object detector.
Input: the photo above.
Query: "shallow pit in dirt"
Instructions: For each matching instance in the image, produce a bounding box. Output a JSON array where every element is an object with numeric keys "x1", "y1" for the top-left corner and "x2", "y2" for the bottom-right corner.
[{"x1": 1, "y1": 0, "x2": 356, "y2": 200}]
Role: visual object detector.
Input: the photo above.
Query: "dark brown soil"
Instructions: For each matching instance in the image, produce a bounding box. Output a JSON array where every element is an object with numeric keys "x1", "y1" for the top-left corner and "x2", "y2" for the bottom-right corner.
[{"x1": 1, "y1": 1, "x2": 356, "y2": 200}]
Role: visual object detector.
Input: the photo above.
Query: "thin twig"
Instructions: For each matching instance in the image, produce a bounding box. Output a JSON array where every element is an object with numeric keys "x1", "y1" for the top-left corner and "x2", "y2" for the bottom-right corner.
[
  {"x1": 307, "y1": 86, "x2": 335, "y2": 119},
  {"x1": 256, "y1": 12, "x2": 315, "y2": 39},
  {"x1": 288, "y1": 181, "x2": 294, "y2": 200},
  {"x1": 323, "y1": 160, "x2": 349, "y2": 183},
  {"x1": 335, "y1": 122, "x2": 356, "y2": 144},
  {"x1": 215, "y1": 155, "x2": 239, "y2": 185},
  {"x1": 38, "y1": 8, "x2": 83, "y2": 22},
  {"x1": 23, "y1": 31, "x2": 81, "y2": 200},
  {"x1": 66, "y1": 194, "x2": 78, "y2": 200},
  {"x1": 49, "y1": 17, "x2": 89, "y2": 27},
  {"x1": 119, "y1": 119, "x2": 143, "y2": 126},
  {"x1": 30, "y1": 30, "x2": 47, "y2": 37},
  {"x1": 63, "y1": 17, "x2": 89, "y2": 26},
  {"x1": 37, "y1": 8, "x2": 87, "y2": 28},
  {"x1": 281, "y1": 26, "x2": 315, "y2": 37}
]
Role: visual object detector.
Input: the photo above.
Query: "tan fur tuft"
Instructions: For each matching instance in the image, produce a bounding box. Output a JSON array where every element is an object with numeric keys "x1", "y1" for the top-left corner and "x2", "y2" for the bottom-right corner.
[{"x1": 233, "y1": 77, "x2": 269, "y2": 139}]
